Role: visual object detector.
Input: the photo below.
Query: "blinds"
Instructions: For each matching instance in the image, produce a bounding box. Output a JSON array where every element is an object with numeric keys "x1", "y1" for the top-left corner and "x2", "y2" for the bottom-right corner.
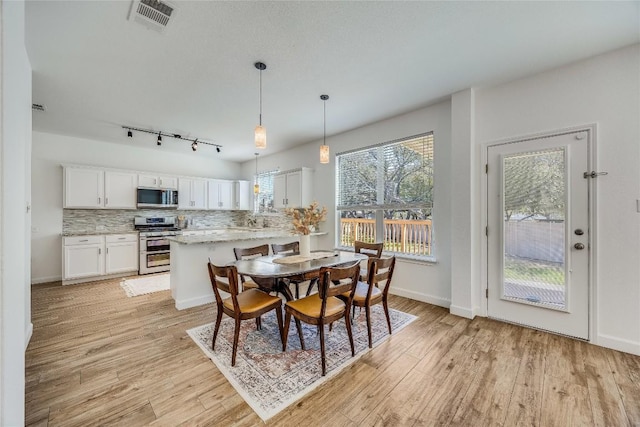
[{"x1": 337, "y1": 132, "x2": 434, "y2": 211}]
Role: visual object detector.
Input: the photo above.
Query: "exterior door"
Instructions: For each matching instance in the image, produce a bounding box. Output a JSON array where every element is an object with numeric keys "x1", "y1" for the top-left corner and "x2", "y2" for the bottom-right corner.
[{"x1": 487, "y1": 130, "x2": 590, "y2": 340}]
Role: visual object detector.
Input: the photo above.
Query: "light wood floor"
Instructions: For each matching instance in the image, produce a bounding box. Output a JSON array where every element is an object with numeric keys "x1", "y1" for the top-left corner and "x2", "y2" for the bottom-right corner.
[{"x1": 26, "y1": 277, "x2": 640, "y2": 426}]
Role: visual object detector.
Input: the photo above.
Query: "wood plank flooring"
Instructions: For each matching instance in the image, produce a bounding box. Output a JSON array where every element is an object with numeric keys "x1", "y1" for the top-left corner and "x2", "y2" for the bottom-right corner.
[{"x1": 26, "y1": 277, "x2": 640, "y2": 426}]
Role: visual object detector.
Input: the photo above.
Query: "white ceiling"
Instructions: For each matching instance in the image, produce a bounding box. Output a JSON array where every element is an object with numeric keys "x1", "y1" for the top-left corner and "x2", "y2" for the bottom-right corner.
[{"x1": 26, "y1": 1, "x2": 639, "y2": 162}]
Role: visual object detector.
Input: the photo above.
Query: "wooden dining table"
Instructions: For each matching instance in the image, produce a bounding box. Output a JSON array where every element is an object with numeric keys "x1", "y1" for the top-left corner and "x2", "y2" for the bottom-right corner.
[{"x1": 231, "y1": 250, "x2": 368, "y2": 301}]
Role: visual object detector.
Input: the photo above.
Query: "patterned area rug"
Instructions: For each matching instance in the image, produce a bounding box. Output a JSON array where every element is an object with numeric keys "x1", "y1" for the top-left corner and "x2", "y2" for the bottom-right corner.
[
  {"x1": 120, "y1": 273, "x2": 170, "y2": 297},
  {"x1": 187, "y1": 304, "x2": 417, "y2": 421}
]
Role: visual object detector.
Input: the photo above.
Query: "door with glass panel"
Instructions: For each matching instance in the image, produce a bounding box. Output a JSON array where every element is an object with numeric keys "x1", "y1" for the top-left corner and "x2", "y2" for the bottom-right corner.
[{"x1": 487, "y1": 131, "x2": 590, "y2": 340}]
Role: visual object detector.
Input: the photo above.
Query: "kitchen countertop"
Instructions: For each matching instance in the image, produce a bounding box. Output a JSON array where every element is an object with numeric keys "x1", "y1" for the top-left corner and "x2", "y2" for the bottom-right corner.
[
  {"x1": 168, "y1": 229, "x2": 327, "y2": 245},
  {"x1": 62, "y1": 230, "x2": 138, "y2": 237}
]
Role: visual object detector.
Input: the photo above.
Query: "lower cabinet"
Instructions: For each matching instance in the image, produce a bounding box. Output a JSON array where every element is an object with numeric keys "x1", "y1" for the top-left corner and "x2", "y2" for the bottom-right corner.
[{"x1": 63, "y1": 234, "x2": 138, "y2": 283}]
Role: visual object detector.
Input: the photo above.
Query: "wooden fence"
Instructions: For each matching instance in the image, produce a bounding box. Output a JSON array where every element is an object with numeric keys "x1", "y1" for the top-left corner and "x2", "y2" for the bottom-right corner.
[{"x1": 339, "y1": 218, "x2": 432, "y2": 256}]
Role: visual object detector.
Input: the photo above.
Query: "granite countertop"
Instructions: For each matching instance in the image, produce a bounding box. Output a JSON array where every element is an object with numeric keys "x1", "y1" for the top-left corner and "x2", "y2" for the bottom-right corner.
[
  {"x1": 169, "y1": 230, "x2": 327, "y2": 245},
  {"x1": 62, "y1": 230, "x2": 138, "y2": 237}
]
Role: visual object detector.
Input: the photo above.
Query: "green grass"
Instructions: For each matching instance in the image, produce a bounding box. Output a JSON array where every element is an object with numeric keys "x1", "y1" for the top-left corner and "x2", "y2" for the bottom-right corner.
[{"x1": 504, "y1": 256, "x2": 565, "y2": 286}]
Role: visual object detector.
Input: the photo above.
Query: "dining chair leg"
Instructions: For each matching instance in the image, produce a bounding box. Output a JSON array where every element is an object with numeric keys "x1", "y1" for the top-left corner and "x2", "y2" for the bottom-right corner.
[
  {"x1": 305, "y1": 278, "x2": 318, "y2": 296},
  {"x1": 255, "y1": 316, "x2": 262, "y2": 331},
  {"x1": 295, "y1": 318, "x2": 306, "y2": 350},
  {"x1": 212, "y1": 309, "x2": 223, "y2": 351},
  {"x1": 295, "y1": 283, "x2": 299, "y2": 299},
  {"x1": 231, "y1": 317, "x2": 242, "y2": 366},
  {"x1": 365, "y1": 305, "x2": 373, "y2": 348},
  {"x1": 344, "y1": 309, "x2": 355, "y2": 357},
  {"x1": 283, "y1": 312, "x2": 291, "y2": 351},
  {"x1": 319, "y1": 323, "x2": 326, "y2": 376},
  {"x1": 382, "y1": 297, "x2": 392, "y2": 335},
  {"x1": 275, "y1": 307, "x2": 285, "y2": 351}
]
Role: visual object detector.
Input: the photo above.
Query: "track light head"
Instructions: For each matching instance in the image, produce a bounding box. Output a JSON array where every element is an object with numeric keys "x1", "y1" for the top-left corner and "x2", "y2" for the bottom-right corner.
[
  {"x1": 192, "y1": 141, "x2": 198, "y2": 151},
  {"x1": 127, "y1": 130, "x2": 133, "y2": 138},
  {"x1": 216, "y1": 146, "x2": 220, "y2": 153},
  {"x1": 157, "y1": 134, "x2": 162, "y2": 146}
]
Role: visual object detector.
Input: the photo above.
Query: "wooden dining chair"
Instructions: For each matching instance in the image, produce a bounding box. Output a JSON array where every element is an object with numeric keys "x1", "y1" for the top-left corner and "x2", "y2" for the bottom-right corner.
[
  {"x1": 282, "y1": 262, "x2": 360, "y2": 376},
  {"x1": 271, "y1": 241, "x2": 308, "y2": 299},
  {"x1": 207, "y1": 262, "x2": 284, "y2": 366},
  {"x1": 233, "y1": 244, "x2": 270, "y2": 291},
  {"x1": 354, "y1": 241, "x2": 384, "y2": 282},
  {"x1": 338, "y1": 256, "x2": 396, "y2": 348}
]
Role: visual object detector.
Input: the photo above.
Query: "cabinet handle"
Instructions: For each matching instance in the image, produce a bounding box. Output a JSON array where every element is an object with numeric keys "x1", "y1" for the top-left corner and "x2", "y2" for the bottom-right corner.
[
  {"x1": 105, "y1": 197, "x2": 109, "y2": 205},
  {"x1": 106, "y1": 248, "x2": 109, "y2": 254},
  {"x1": 118, "y1": 237, "x2": 126, "y2": 240},
  {"x1": 154, "y1": 178, "x2": 157, "y2": 185},
  {"x1": 98, "y1": 197, "x2": 101, "y2": 204},
  {"x1": 98, "y1": 248, "x2": 101, "y2": 255},
  {"x1": 79, "y1": 239, "x2": 89, "y2": 242},
  {"x1": 159, "y1": 179, "x2": 162, "y2": 186}
]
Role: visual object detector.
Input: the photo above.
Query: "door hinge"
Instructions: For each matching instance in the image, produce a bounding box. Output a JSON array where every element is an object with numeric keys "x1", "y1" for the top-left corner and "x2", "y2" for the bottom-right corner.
[
  {"x1": 485, "y1": 164, "x2": 488, "y2": 174},
  {"x1": 485, "y1": 226, "x2": 488, "y2": 236},
  {"x1": 486, "y1": 289, "x2": 488, "y2": 298},
  {"x1": 583, "y1": 171, "x2": 608, "y2": 179}
]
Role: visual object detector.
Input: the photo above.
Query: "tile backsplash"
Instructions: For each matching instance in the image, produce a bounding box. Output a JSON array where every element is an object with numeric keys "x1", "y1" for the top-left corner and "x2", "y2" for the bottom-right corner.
[{"x1": 62, "y1": 209, "x2": 293, "y2": 234}]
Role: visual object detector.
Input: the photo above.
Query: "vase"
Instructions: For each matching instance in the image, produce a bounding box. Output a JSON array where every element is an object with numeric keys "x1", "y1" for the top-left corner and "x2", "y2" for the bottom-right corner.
[{"x1": 299, "y1": 234, "x2": 311, "y2": 258}]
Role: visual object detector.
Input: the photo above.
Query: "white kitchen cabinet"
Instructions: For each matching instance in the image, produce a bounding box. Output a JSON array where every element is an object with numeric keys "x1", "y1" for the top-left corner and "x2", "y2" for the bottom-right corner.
[
  {"x1": 64, "y1": 167, "x2": 136, "y2": 209},
  {"x1": 234, "y1": 180, "x2": 251, "y2": 210},
  {"x1": 208, "y1": 179, "x2": 234, "y2": 210},
  {"x1": 105, "y1": 234, "x2": 139, "y2": 274},
  {"x1": 138, "y1": 174, "x2": 178, "y2": 190},
  {"x1": 178, "y1": 178, "x2": 208, "y2": 209},
  {"x1": 273, "y1": 168, "x2": 313, "y2": 209},
  {"x1": 63, "y1": 233, "x2": 138, "y2": 283},
  {"x1": 63, "y1": 236, "x2": 105, "y2": 280}
]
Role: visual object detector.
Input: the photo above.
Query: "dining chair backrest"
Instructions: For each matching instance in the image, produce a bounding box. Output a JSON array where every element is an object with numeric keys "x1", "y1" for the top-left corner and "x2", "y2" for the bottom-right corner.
[
  {"x1": 271, "y1": 241, "x2": 299, "y2": 255},
  {"x1": 355, "y1": 241, "x2": 383, "y2": 258},
  {"x1": 317, "y1": 262, "x2": 360, "y2": 316},
  {"x1": 233, "y1": 244, "x2": 269, "y2": 261},
  {"x1": 207, "y1": 261, "x2": 241, "y2": 311},
  {"x1": 366, "y1": 256, "x2": 396, "y2": 297}
]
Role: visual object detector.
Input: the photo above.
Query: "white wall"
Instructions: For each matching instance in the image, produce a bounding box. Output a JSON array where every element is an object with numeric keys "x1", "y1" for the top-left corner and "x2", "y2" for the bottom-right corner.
[
  {"x1": 1, "y1": 0, "x2": 32, "y2": 424},
  {"x1": 241, "y1": 101, "x2": 454, "y2": 308},
  {"x1": 31, "y1": 131, "x2": 243, "y2": 283},
  {"x1": 475, "y1": 44, "x2": 640, "y2": 355}
]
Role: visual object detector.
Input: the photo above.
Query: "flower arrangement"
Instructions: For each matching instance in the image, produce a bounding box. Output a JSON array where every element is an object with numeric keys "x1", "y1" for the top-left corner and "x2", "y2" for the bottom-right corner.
[{"x1": 284, "y1": 201, "x2": 327, "y2": 235}]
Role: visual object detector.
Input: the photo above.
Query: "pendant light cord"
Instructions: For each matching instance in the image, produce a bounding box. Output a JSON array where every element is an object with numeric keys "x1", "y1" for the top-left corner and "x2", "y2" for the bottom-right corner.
[
  {"x1": 323, "y1": 100, "x2": 326, "y2": 145},
  {"x1": 259, "y1": 69, "x2": 263, "y2": 126}
]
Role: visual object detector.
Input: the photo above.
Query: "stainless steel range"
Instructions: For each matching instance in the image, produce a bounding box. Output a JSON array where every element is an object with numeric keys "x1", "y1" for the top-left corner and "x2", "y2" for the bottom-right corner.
[{"x1": 134, "y1": 216, "x2": 182, "y2": 275}]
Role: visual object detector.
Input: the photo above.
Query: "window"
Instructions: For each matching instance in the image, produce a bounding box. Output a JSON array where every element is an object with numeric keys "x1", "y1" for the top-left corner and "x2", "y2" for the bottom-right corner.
[
  {"x1": 254, "y1": 170, "x2": 278, "y2": 213},
  {"x1": 336, "y1": 132, "x2": 434, "y2": 258}
]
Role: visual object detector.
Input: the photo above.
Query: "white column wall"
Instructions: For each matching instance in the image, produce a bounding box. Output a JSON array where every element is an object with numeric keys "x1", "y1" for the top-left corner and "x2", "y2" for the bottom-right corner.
[
  {"x1": 475, "y1": 44, "x2": 640, "y2": 355},
  {"x1": 1, "y1": 0, "x2": 32, "y2": 424},
  {"x1": 241, "y1": 101, "x2": 454, "y2": 308}
]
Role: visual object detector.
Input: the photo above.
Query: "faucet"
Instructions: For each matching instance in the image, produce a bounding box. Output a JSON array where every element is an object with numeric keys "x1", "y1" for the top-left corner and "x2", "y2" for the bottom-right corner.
[
  {"x1": 247, "y1": 217, "x2": 257, "y2": 228},
  {"x1": 262, "y1": 217, "x2": 269, "y2": 228}
]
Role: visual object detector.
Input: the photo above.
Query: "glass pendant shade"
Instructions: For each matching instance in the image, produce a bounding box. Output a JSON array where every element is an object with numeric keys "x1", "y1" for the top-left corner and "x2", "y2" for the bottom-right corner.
[
  {"x1": 319, "y1": 144, "x2": 330, "y2": 164},
  {"x1": 255, "y1": 125, "x2": 266, "y2": 149},
  {"x1": 253, "y1": 183, "x2": 260, "y2": 194}
]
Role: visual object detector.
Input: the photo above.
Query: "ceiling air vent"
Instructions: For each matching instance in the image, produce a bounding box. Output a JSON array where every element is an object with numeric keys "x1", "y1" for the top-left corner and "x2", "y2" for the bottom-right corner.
[
  {"x1": 128, "y1": 0, "x2": 175, "y2": 32},
  {"x1": 32, "y1": 103, "x2": 46, "y2": 112}
]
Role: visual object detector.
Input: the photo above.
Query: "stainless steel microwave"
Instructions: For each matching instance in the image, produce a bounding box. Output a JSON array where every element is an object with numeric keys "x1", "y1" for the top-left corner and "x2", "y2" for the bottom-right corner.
[{"x1": 136, "y1": 188, "x2": 178, "y2": 209}]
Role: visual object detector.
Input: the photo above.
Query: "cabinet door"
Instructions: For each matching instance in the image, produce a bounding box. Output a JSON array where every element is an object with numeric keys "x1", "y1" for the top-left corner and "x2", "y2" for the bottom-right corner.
[
  {"x1": 273, "y1": 174, "x2": 287, "y2": 209},
  {"x1": 105, "y1": 242, "x2": 138, "y2": 274},
  {"x1": 285, "y1": 171, "x2": 302, "y2": 208},
  {"x1": 138, "y1": 174, "x2": 159, "y2": 188},
  {"x1": 64, "y1": 243, "x2": 104, "y2": 279},
  {"x1": 218, "y1": 181, "x2": 234, "y2": 209},
  {"x1": 207, "y1": 180, "x2": 221, "y2": 209},
  {"x1": 158, "y1": 176, "x2": 178, "y2": 190},
  {"x1": 178, "y1": 179, "x2": 192, "y2": 209},
  {"x1": 192, "y1": 179, "x2": 208, "y2": 209},
  {"x1": 64, "y1": 168, "x2": 104, "y2": 208},
  {"x1": 234, "y1": 181, "x2": 251, "y2": 210},
  {"x1": 104, "y1": 171, "x2": 137, "y2": 209}
]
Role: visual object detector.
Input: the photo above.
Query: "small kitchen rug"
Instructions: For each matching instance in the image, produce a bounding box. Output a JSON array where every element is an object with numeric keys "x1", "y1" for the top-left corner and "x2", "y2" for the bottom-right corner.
[
  {"x1": 120, "y1": 273, "x2": 170, "y2": 297},
  {"x1": 187, "y1": 304, "x2": 417, "y2": 422}
]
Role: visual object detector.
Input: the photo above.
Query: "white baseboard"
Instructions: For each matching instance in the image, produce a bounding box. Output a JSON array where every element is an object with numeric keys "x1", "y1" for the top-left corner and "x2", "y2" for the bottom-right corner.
[
  {"x1": 596, "y1": 333, "x2": 640, "y2": 356},
  {"x1": 389, "y1": 287, "x2": 450, "y2": 309},
  {"x1": 449, "y1": 304, "x2": 475, "y2": 319},
  {"x1": 25, "y1": 322, "x2": 33, "y2": 350},
  {"x1": 31, "y1": 275, "x2": 62, "y2": 285},
  {"x1": 175, "y1": 294, "x2": 215, "y2": 310}
]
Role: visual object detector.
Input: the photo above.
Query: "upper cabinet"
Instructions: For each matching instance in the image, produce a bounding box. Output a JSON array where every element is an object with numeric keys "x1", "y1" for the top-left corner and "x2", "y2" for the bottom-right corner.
[
  {"x1": 273, "y1": 168, "x2": 313, "y2": 209},
  {"x1": 234, "y1": 180, "x2": 252, "y2": 211},
  {"x1": 178, "y1": 177, "x2": 208, "y2": 209},
  {"x1": 208, "y1": 179, "x2": 234, "y2": 210},
  {"x1": 64, "y1": 167, "x2": 136, "y2": 209},
  {"x1": 138, "y1": 174, "x2": 178, "y2": 190}
]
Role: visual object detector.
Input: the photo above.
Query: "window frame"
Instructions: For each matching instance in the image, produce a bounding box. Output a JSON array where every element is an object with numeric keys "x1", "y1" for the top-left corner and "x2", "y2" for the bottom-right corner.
[{"x1": 253, "y1": 169, "x2": 278, "y2": 214}]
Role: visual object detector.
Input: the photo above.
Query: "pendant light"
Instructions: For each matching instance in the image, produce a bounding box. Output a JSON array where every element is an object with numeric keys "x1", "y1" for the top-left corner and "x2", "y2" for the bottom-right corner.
[
  {"x1": 254, "y1": 62, "x2": 267, "y2": 149},
  {"x1": 319, "y1": 94, "x2": 330, "y2": 164},
  {"x1": 253, "y1": 153, "x2": 260, "y2": 194}
]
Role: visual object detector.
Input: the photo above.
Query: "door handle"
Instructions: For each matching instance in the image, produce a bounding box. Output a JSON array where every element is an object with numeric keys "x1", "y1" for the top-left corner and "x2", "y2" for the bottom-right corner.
[{"x1": 574, "y1": 243, "x2": 585, "y2": 250}]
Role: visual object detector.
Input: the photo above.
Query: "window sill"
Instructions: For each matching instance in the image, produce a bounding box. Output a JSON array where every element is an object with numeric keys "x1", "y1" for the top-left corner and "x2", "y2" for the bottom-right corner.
[{"x1": 335, "y1": 247, "x2": 437, "y2": 265}]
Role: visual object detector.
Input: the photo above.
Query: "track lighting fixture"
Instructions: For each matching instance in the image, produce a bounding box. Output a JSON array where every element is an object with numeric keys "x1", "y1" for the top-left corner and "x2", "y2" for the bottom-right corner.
[
  {"x1": 121, "y1": 126, "x2": 221, "y2": 153},
  {"x1": 254, "y1": 62, "x2": 267, "y2": 149}
]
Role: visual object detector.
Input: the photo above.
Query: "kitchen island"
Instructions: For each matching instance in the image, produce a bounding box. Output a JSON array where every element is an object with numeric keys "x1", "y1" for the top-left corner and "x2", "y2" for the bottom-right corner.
[{"x1": 168, "y1": 229, "x2": 325, "y2": 310}]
